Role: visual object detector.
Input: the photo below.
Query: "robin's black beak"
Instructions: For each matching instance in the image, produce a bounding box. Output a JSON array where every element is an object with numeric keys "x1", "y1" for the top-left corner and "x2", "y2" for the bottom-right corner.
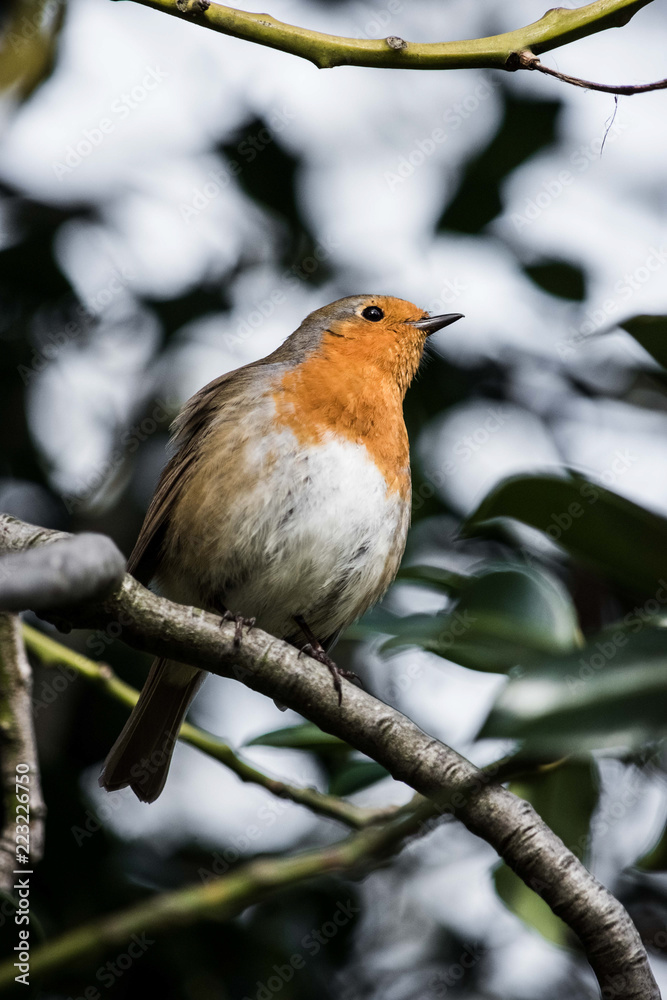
[{"x1": 411, "y1": 313, "x2": 464, "y2": 336}]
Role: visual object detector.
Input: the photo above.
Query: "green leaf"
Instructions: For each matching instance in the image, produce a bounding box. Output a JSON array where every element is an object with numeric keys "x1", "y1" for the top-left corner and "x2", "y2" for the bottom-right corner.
[
  {"x1": 328, "y1": 761, "x2": 390, "y2": 797},
  {"x1": 343, "y1": 605, "x2": 404, "y2": 640},
  {"x1": 524, "y1": 260, "x2": 586, "y2": 301},
  {"x1": 636, "y1": 820, "x2": 667, "y2": 871},
  {"x1": 494, "y1": 864, "x2": 569, "y2": 946},
  {"x1": 480, "y1": 626, "x2": 667, "y2": 754},
  {"x1": 511, "y1": 759, "x2": 599, "y2": 863},
  {"x1": 619, "y1": 314, "x2": 667, "y2": 368},
  {"x1": 247, "y1": 728, "x2": 390, "y2": 795},
  {"x1": 438, "y1": 92, "x2": 561, "y2": 234},
  {"x1": 494, "y1": 759, "x2": 599, "y2": 946},
  {"x1": 464, "y1": 473, "x2": 667, "y2": 598},
  {"x1": 245, "y1": 723, "x2": 350, "y2": 754},
  {"x1": 382, "y1": 565, "x2": 580, "y2": 673},
  {"x1": 396, "y1": 564, "x2": 470, "y2": 593}
]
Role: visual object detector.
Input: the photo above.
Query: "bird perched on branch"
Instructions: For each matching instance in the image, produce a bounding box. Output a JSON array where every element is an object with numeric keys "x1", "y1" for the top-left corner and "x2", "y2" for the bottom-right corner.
[{"x1": 99, "y1": 294, "x2": 463, "y2": 802}]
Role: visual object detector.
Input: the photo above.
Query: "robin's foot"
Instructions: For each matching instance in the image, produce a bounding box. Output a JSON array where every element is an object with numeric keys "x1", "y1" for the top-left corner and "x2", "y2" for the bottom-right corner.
[
  {"x1": 221, "y1": 610, "x2": 256, "y2": 648},
  {"x1": 294, "y1": 615, "x2": 361, "y2": 705},
  {"x1": 300, "y1": 645, "x2": 361, "y2": 705}
]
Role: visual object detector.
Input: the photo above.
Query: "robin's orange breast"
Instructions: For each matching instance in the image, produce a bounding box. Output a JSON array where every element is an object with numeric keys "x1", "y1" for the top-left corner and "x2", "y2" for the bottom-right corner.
[{"x1": 271, "y1": 326, "x2": 413, "y2": 502}]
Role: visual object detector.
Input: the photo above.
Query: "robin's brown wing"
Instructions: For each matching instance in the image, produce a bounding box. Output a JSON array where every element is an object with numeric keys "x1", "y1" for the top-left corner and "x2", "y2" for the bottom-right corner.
[
  {"x1": 126, "y1": 310, "x2": 325, "y2": 586},
  {"x1": 126, "y1": 447, "x2": 195, "y2": 584},
  {"x1": 127, "y1": 351, "x2": 299, "y2": 586},
  {"x1": 127, "y1": 369, "x2": 244, "y2": 585}
]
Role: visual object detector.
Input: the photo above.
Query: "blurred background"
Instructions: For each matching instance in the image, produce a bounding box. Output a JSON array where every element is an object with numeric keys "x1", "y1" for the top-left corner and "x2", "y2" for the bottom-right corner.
[{"x1": 2, "y1": 0, "x2": 667, "y2": 996}]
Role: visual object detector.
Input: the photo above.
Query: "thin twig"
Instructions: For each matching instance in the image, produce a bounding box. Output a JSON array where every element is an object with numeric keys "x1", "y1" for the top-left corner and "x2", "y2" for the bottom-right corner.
[
  {"x1": 516, "y1": 49, "x2": 667, "y2": 95},
  {"x1": 22, "y1": 624, "x2": 397, "y2": 830},
  {"x1": 0, "y1": 797, "x2": 445, "y2": 988}
]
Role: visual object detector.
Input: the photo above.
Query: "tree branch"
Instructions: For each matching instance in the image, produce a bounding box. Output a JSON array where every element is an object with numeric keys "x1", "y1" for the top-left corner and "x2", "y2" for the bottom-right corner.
[
  {"x1": 0, "y1": 796, "x2": 443, "y2": 988},
  {"x1": 21, "y1": 623, "x2": 400, "y2": 830},
  {"x1": 0, "y1": 612, "x2": 46, "y2": 893},
  {"x1": 515, "y1": 49, "x2": 667, "y2": 95},
  {"x1": 122, "y1": 0, "x2": 655, "y2": 82},
  {"x1": 0, "y1": 533, "x2": 125, "y2": 612},
  {"x1": 0, "y1": 514, "x2": 659, "y2": 999}
]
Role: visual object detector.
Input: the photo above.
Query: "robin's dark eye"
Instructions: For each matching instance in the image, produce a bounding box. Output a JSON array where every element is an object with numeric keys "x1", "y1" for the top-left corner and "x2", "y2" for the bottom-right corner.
[{"x1": 362, "y1": 306, "x2": 384, "y2": 322}]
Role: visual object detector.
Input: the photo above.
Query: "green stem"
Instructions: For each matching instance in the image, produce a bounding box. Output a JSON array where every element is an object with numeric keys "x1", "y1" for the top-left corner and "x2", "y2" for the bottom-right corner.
[
  {"x1": 22, "y1": 624, "x2": 395, "y2": 829},
  {"x1": 0, "y1": 796, "x2": 435, "y2": 989},
  {"x1": 125, "y1": 0, "x2": 653, "y2": 72}
]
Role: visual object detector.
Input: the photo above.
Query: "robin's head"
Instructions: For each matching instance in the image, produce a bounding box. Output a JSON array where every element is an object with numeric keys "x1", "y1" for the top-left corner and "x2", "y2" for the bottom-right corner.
[{"x1": 281, "y1": 294, "x2": 463, "y2": 395}]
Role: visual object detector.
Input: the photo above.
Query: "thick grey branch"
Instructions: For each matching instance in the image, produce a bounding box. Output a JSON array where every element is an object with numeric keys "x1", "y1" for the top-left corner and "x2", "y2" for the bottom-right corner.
[
  {"x1": 0, "y1": 533, "x2": 126, "y2": 612},
  {"x1": 0, "y1": 514, "x2": 659, "y2": 1000}
]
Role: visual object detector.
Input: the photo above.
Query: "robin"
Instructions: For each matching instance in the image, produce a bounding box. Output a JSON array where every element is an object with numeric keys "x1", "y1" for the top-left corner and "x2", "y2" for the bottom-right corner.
[{"x1": 99, "y1": 294, "x2": 463, "y2": 801}]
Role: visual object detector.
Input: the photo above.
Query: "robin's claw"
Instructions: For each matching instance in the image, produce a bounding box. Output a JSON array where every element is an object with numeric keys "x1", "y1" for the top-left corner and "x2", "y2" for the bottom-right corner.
[
  {"x1": 299, "y1": 643, "x2": 362, "y2": 705},
  {"x1": 329, "y1": 661, "x2": 343, "y2": 706},
  {"x1": 302, "y1": 643, "x2": 341, "y2": 702},
  {"x1": 221, "y1": 611, "x2": 256, "y2": 648},
  {"x1": 293, "y1": 614, "x2": 362, "y2": 705},
  {"x1": 337, "y1": 667, "x2": 364, "y2": 689}
]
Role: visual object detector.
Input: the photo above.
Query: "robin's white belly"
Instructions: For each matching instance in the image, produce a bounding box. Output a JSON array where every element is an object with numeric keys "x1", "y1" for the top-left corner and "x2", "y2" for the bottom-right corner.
[{"x1": 163, "y1": 428, "x2": 410, "y2": 644}]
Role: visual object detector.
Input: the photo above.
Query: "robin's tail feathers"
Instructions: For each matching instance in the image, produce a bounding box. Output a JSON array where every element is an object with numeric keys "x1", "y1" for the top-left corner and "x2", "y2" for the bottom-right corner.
[{"x1": 98, "y1": 658, "x2": 202, "y2": 803}]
